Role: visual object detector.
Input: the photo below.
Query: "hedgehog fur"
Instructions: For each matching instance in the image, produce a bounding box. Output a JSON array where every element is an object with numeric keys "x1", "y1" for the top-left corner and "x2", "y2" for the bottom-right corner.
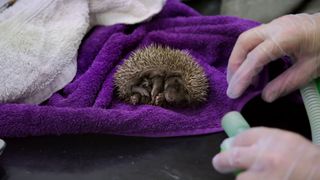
[{"x1": 114, "y1": 44, "x2": 209, "y2": 105}]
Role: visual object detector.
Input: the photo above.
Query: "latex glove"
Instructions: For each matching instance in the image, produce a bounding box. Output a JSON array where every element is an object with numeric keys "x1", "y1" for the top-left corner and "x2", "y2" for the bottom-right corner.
[
  {"x1": 213, "y1": 127, "x2": 320, "y2": 180},
  {"x1": 227, "y1": 13, "x2": 320, "y2": 102}
]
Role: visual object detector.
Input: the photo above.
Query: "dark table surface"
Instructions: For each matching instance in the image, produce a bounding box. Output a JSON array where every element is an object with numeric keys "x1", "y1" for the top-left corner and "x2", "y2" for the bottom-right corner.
[
  {"x1": 0, "y1": 133, "x2": 233, "y2": 180},
  {"x1": 0, "y1": 95, "x2": 310, "y2": 180}
]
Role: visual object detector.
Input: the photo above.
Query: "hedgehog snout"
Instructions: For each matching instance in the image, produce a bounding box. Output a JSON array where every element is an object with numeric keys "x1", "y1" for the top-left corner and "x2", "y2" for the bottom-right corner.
[
  {"x1": 164, "y1": 87, "x2": 187, "y2": 105},
  {"x1": 164, "y1": 90, "x2": 176, "y2": 103}
]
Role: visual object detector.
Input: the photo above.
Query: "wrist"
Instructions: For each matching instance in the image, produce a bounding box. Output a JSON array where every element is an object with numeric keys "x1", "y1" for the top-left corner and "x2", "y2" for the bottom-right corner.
[
  {"x1": 305, "y1": 145, "x2": 320, "y2": 179},
  {"x1": 287, "y1": 143, "x2": 320, "y2": 179}
]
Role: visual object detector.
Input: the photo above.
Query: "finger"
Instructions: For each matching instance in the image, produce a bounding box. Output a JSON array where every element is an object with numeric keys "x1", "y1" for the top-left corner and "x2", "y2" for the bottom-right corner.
[
  {"x1": 213, "y1": 146, "x2": 257, "y2": 173},
  {"x1": 227, "y1": 39, "x2": 287, "y2": 99},
  {"x1": 262, "y1": 59, "x2": 316, "y2": 102},
  {"x1": 232, "y1": 127, "x2": 275, "y2": 147},
  {"x1": 236, "y1": 172, "x2": 260, "y2": 180},
  {"x1": 227, "y1": 25, "x2": 266, "y2": 83}
]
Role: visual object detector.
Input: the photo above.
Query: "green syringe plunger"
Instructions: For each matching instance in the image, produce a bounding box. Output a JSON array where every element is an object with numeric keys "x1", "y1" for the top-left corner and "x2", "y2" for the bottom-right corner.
[{"x1": 220, "y1": 111, "x2": 250, "y2": 151}]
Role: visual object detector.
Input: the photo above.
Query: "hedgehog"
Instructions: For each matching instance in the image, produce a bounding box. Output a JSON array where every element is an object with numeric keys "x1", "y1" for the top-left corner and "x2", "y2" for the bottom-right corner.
[{"x1": 114, "y1": 44, "x2": 209, "y2": 107}]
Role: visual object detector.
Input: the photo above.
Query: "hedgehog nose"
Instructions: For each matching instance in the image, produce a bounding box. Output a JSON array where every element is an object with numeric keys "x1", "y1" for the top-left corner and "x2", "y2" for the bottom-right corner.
[
  {"x1": 165, "y1": 93, "x2": 175, "y2": 103},
  {"x1": 167, "y1": 97, "x2": 174, "y2": 102}
]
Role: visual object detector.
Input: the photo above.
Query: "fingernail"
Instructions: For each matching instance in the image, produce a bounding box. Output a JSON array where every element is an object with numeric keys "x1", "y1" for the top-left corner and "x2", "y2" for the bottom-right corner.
[
  {"x1": 212, "y1": 154, "x2": 221, "y2": 167},
  {"x1": 227, "y1": 71, "x2": 233, "y2": 84},
  {"x1": 212, "y1": 154, "x2": 236, "y2": 173},
  {"x1": 227, "y1": 85, "x2": 239, "y2": 99},
  {"x1": 262, "y1": 91, "x2": 277, "y2": 103},
  {"x1": 220, "y1": 137, "x2": 235, "y2": 151}
]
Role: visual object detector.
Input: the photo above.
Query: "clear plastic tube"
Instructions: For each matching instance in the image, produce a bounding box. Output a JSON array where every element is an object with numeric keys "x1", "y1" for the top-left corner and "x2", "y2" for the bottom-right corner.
[
  {"x1": 300, "y1": 81, "x2": 320, "y2": 145},
  {"x1": 221, "y1": 82, "x2": 320, "y2": 145}
]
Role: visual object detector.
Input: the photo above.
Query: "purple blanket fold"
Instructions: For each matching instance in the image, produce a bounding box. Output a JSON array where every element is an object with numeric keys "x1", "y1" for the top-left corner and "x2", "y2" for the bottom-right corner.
[{"x1": 0, "y1": 0, "x2": 279, "y2": 137}]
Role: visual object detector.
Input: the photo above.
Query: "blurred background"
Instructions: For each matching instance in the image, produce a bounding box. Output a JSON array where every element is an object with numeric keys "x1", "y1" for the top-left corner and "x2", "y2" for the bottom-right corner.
[{"x1": 184, "y1": 0, "x2": 320, "y2": 23}]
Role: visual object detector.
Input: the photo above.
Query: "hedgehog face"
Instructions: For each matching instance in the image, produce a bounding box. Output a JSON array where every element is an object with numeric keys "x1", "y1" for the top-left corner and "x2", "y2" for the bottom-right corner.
[{"x1": 163, "y1": 72, "x2": 191, "y2": 106}]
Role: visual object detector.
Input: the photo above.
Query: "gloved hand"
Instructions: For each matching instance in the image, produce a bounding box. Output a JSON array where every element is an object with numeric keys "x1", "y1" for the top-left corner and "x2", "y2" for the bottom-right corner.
[
  {"x1": 227, "y1": 13, "x2": 320, "y2": 102},
  {"x1": 212, "y1": 127, "x2": 320, "y2": 180}
]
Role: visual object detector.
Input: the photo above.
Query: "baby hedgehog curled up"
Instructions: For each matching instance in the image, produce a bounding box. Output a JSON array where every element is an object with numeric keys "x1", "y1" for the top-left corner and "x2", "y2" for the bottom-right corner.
[{"x1": 114, "y1": 44, "x2": 209, "y2": 107}]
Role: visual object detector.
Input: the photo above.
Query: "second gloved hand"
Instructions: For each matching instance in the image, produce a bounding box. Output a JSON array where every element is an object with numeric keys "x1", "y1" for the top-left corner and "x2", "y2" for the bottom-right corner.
[
  {"x1": 213, "y1": 127, "x2": 320, "y2": 180},
  {"x1": 227, "y1": 13, "x2": 320, "y2": 102}
]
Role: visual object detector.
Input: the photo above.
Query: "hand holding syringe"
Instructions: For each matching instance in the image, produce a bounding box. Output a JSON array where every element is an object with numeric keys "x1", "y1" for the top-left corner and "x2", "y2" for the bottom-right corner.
[{"x1": 214, "y1": 111, "x2": 320, "y2": 179}]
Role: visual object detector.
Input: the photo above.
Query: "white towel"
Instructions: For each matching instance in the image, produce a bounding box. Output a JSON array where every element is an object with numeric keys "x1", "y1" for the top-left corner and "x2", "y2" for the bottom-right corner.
[
  {"x1": 0, "y1": 0, "x2": 165, "y2": 104},
  {"x1": 89, "y1": 0, "x2": 166, "y2": 26},
  {"x1": 0, "y1": 0, "x2": 89, "y2": 104}
]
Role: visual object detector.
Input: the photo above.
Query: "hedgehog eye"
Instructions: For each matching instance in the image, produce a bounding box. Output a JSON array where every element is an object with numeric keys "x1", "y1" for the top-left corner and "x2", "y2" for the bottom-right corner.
[{"x1": 175, "y1": 85, "x2": 181, "y2": 91}]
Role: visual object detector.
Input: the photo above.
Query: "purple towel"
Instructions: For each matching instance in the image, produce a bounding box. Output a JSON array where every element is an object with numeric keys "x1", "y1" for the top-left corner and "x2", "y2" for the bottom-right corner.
[{"x1": 0, "y1": 0, "x2": 284, "y2": 138}]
